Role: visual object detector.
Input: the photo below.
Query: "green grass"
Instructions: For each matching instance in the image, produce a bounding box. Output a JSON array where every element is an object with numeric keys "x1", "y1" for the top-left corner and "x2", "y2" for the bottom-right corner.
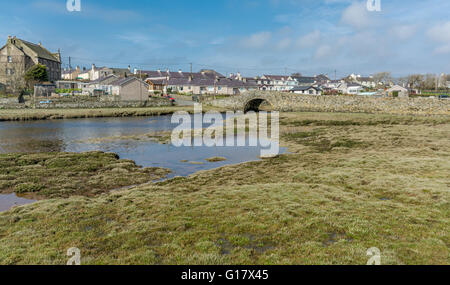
[
  {"x1": 205, "y1": 157, "x2": 227, "y2": 162},
  {"x1": 0, "y1": 112, "x2": 449, "y2": 265},
  {"x1": 0, "y1": 106, "x2": 227, "y2": 122},
  {"x1": 0, "y1": 152, "x2": 171, "y2": 199}
]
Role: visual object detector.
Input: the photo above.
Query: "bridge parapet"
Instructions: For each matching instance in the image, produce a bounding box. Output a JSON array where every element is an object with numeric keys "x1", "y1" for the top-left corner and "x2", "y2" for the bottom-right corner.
[{"x1": 208, "y1": 91, "x2": 450, "y2": 115}]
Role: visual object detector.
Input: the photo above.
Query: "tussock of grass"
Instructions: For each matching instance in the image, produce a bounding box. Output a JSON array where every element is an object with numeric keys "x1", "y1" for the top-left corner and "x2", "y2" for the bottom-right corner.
[
  {"x1": 0, "y1": 112, "x2": 449, "y2": 265},
  {"x1": 0, "y1": 152, "x2": 171, "y2": 199},
  {"x1": 205, "y1": 157, "x2": 227, "y2": 162}
]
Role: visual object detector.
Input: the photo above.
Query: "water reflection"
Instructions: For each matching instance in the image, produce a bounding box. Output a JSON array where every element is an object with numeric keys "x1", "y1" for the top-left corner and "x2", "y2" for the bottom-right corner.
[{"x1": 0, "y1": 193, "x2": 36, "y2": 212}]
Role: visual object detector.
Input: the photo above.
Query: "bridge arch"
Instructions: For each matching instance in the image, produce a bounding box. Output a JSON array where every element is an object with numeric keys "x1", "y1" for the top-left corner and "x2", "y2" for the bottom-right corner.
[{"x1": 243, "y1": 98, "x2": 274, "y2": 113}]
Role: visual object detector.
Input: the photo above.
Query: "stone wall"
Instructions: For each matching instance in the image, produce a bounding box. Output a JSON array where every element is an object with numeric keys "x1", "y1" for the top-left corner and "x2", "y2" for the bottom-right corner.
[
  {"x1": 209, "y1": 91, "x2": 450, "y2": 116},
  {"x1": 0, "y1": 96, "x2": 172, "y2": 109},
  {"x1": 0, "y1": 97, "x2": 25, "y2": 109}
]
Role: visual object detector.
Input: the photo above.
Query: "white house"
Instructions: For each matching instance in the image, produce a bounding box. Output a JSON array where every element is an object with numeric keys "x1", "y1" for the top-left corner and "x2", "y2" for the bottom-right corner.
[
  {"x1": 258, "y1": 75, "x2": 297, "y2": 91},
  {"x1": 346, "y1": 74, "x2": 376, "y2": 88},
  {"x1": 77, "y1": 68, "x2": 90, "y2": 80},
  {"x1": 290, "y1": 86, "x2": 322, "y2": 95},
  {"x1": 385, "y1": 85, "x2": 409, "y2": 98},
  {"x1": 338, "y1": 82, "x2": 363, "y2": 94},
  {"x1": 321, "y1": 80, "x2": 343, "y2": 89}
]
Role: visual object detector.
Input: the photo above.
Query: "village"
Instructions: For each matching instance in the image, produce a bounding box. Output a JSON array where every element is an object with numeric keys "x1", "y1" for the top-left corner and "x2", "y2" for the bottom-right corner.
[
  {"x1": 2, "y1": 36, "x2": 450, "y2": 105},
  {"x1": 0, "y1": 0, "x2": 450, "y2": 269}
]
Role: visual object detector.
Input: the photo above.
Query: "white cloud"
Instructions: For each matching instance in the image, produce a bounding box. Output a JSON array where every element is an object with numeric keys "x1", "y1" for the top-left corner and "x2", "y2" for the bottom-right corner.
[
  {"x1": 277, "y1": 38, "x2": 292, "y2": 50},
  {"x1": 341, "y1": 1, "x2": 372, "y2": 29},
  {"x1": 296, "y1": 30, "x2": 321, "y2": 48},
  {"x1": 389, "y1": 25, "x2": 416, "y2": 41},
  {"x1": 240, "y1": 32, "x2": 272, "y2": 49},
  {"x1": 427, "y1": 22, "x2": 450, "y2": 54},
  {"x1": 315, "y1": 44, "x2": 333, "y2": 59},
  {"x1": 427, "y1": 21, "x2": 450, "y2": 43}
]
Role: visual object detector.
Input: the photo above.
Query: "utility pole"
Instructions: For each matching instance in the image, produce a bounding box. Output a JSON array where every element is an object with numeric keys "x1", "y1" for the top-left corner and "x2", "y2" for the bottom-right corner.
[
  {"x1": 139, "y1": 68, "x2": 142, "y2": 103},
  {"x1": 69, "y1": 56, "x2": 72, "y2": 69},
  {"x1": 335, "y1": 70, "x2": 337, "y2": 81},
  {"x1": 190, "y1": 63, "x2": 193, "y2": 77}
]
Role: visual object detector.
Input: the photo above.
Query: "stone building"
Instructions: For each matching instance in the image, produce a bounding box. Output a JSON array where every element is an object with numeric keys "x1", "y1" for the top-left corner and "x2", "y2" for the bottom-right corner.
[
  {"x1": 0, "y1": 36, "x2": 61, "y2": 91},
  {"x1": 111, "y1": 77, "x2": 150, "y2": 101}
]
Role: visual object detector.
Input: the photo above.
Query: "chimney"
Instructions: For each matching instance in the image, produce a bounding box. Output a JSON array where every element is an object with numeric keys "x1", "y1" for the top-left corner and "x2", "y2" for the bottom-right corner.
[
  {"x1": 157, "y1": 69, "x2": 161, "y2": 73},
  {"x1": 128, "y1": 65, "x2": 131, "y2": 71},
  {"x1": 178, "y1": 69, "x2": 182, "y2": 74},
  {"x1": 189, "y1": 75, "x2": 193, "y2": 82},
  {"x1": 39, "y1": 42, "x2": 42, "y2": 47},
  {"x1": 92, "y1": 64, "x2": 96, "y2": 70},
  {"x1": 134, "y1": 68, "x2": 138, "y2": 75},
  {"x1": 76, "y1": 66, "x2": 80, "y2": 72}
]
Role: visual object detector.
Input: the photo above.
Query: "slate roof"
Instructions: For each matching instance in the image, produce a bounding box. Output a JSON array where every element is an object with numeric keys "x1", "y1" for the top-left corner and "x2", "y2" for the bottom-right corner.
[
  {"x1": 90, "y1": 74, "x2": 119, "y2": 84},
  {"x1": 149, "y1": 76, "x2": 257, "y2": 88},
  {"x1": 292, "y1": 76, "x2": 317, "y2": 84},
  {"x1": 262, "y1": 75, "x2": 293, "y2": 81},
  {"x1": 11, "y1": 38, "x2": 61, "y2": 62},
  {"x1": 291, "y1": 86, "x2": 321, "y2": 91},
  {"x1": 143, "y1": 70, "x2": 225, "y2": 80},
  {"x1": 111, "y1": 77, "x2": 149, "y2": 87}
]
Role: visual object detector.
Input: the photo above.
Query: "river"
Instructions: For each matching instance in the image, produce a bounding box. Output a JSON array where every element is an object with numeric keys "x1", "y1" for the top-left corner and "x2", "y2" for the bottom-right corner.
[{"x1": 0, "y1": 115, "x2": 284, "y2": 212}]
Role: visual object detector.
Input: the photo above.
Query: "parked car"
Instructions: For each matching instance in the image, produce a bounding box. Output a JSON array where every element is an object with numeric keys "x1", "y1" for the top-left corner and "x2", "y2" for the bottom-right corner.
[
  {"x1": 438, "y1": 95, "x2": 449, "y2": 99},
  {"x1": 39, "y1": 100, "x2": 52, "y2": 104}
]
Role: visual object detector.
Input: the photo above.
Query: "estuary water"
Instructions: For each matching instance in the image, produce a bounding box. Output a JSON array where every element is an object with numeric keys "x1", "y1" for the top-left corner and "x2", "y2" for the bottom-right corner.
[{"x1": 0, "y1": 115, "x2": 284, "y2": 212}]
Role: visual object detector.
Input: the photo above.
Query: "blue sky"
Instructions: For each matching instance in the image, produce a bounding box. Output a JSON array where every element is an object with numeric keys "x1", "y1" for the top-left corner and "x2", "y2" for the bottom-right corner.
[{"x1": 1, "y1": 0, "x2": 450, "y2": 77}]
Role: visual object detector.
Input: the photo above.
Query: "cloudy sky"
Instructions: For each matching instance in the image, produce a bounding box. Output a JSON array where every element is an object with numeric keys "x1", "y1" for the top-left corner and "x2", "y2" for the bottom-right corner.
[{"x1": 1, "y1": 0, "x2": 450, "y2": 77}]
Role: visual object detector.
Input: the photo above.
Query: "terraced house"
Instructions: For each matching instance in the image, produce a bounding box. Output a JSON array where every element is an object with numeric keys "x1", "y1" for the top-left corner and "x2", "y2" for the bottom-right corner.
[
  {"x1": 258, "y1": 75, "x2": 297, "y2": 91},
  {"x1": 0, "y1": 36, "x2": 61, "y2": 91}
]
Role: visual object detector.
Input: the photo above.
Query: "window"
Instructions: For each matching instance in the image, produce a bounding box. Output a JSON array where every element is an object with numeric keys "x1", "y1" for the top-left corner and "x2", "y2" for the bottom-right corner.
[
  {"x1": 7, "y1": 56, "x2": 12, "y2": 63},
  {"x1": 6, "y1": 68, "x2": 14, "y2": 75}
]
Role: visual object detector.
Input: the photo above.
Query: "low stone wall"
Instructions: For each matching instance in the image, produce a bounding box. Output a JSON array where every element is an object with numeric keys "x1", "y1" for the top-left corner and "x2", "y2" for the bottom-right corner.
[
  {"x1": 0, "y1": 96, "x2": 172, "y2": 109},
  {"x1": 0, "y1": 97, "x2": 24, "y2": 109},
  {"x1": 209, "y1": 91, "x2": 450, "y2": 116}
]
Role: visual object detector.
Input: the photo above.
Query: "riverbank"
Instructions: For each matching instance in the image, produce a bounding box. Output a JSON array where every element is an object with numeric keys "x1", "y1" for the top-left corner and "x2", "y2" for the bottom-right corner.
[
  {"x1": 0, "y1": 152, "x2": 171, "y2": 200},
  {"x1": 0, "y1": 105, "x2": 226, "y2": 122},
  {"x1": 0, "y1": 112, "x2": 449, "y2": 265}
]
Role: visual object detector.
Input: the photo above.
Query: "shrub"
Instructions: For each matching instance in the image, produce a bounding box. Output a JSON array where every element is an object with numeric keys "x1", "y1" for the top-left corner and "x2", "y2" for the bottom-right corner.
[{"x1": 15, "y1": 183, "x2": 44, "y2": 193}]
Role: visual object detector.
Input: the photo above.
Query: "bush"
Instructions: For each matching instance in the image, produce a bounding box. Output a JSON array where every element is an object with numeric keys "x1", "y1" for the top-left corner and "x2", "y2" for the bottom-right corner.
[
  {"x1": 55, "y1": 88, "x2": 81, "y2": 94},
  {"x1": 15, "y1": 183, "x2": 44, "y2": 193}
]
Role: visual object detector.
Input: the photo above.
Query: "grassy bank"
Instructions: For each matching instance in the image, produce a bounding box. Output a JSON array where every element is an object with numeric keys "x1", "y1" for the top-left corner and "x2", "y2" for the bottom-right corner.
[
  {"x1": 0, "y1": 106, "x2": 226, "y2": 122},
  {"x1": 0, "y1": 152, "x2": 170, "y2": 199},
  {"x1": 0, "y1": 112, "x2": 448, "y2": 265}
]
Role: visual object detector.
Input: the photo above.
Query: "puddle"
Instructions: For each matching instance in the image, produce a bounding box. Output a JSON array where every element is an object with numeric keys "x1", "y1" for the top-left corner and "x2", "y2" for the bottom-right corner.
[{"x1": 0, "y1": 193, "x2": 36, "y2": 212}]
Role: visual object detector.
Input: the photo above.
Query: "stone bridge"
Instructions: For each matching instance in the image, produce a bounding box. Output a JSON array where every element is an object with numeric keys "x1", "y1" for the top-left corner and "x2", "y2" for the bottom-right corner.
[{"x1": 208, "y1": 91, "x2": 450, "y2": 115}]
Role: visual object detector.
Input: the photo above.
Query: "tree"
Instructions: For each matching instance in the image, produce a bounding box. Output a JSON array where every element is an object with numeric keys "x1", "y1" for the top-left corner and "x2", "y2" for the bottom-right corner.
[
  {"x1": 397, "y1": 77, "x2": 409, "y2": 87},
  {"x1": 373, "y1": 72, "x2": 392, "y2": 86},
  {"x1": 422, "y1": 74, "x2": 437, "y2": 90},
  {"x1": 407, "y1": 74, "x2": 424, "y2": 90},
  {"x1": 24, "y1": 64, "x2": 48, "y2": 86}
]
